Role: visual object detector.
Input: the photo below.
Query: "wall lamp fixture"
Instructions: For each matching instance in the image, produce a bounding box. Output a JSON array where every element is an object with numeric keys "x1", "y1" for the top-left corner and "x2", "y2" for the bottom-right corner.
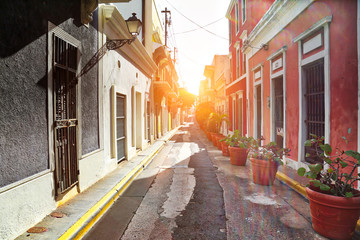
[
  {"x1": 106, "y1": 13, "x2": 142, "y2": 50},
  {"x1": 73, "y1": 13, "x2": 142, "y2": 85}
]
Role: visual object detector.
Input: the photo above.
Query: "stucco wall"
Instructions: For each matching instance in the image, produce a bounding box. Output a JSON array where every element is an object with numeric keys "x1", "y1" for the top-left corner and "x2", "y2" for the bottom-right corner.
[
  {"x1": 247, "y1": 0, "x2": 358, "y2": 167},
  {"x1": 0, "y1": 1, "x2": 100, "y2": 187},
  {"x1": 102, "y1": 50, "x2": 149, "y2": 165},
  {"x1": 80, "y1": 10, "x2": 100, "y2": 155},
  {"x1": 0, "y1": 34, "x2": 48, "y2": 187},
  {"x1": 0, "y1": 172, "x2": 56, "y2": 240}
]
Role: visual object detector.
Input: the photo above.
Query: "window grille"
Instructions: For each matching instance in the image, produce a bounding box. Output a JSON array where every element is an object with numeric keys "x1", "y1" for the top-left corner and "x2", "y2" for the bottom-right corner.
[
  {"x1": 53, "y1": 35, "x2": 79, "y2": 194},
  {"x1": 304, "y1": 60, "x2": 325, "y2": 164}
]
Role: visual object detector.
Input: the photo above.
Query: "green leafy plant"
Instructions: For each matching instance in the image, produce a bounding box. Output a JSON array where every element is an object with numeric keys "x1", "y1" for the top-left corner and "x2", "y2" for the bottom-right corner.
[
  {"x1": 249, "y1": 138, "x2": 290, "y2": 165},
  {"x1": 207, "y1": 112, "x2": 229, "y2": 133},
  {"x1": 220, "y1": 130, "x2": 256, "y2": 150},
  {"x1": 297, "y1": 131, "x2": 360, "y2": 198}
]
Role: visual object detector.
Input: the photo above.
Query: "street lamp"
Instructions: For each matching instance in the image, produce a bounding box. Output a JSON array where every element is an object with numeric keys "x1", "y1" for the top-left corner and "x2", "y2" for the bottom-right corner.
[
  {"x1": 73, "y1": 13, "x2": 143, "y2": 85},
  {"x1": 106, "y1": 13, "x2": 142, "y2": 50}
]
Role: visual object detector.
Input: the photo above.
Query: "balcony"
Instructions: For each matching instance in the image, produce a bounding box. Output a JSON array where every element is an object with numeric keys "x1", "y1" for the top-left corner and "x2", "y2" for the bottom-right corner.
[{"x1": 153, "y1": 77, "x2": 178, "y2": 98}]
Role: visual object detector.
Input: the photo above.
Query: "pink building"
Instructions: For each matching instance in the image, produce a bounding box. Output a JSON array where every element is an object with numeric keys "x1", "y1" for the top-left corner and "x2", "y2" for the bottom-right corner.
[{"x1": 226, "y1": 0, "x2": 360, "y2": 176}]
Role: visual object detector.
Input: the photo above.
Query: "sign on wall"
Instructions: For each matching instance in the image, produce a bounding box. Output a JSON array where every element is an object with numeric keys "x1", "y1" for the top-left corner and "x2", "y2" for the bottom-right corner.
[
  {"x1": 254, "y1": 71, "x2": 261, "y2": 80},
  {"x1": 303, "y1": 33, "x2": 323, "y2": 55},
  {"x1": 272, "y1": 58, "x2": 282, "y2": 71}
]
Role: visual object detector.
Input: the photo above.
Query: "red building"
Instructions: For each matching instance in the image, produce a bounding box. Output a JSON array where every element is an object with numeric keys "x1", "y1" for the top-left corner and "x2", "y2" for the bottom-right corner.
[
  {"x1": 226, "y1": 0, "x2": 360, "y2": 174},
  {"x1": 226, "y1": 0, "x2": 274, "y2": 136}
]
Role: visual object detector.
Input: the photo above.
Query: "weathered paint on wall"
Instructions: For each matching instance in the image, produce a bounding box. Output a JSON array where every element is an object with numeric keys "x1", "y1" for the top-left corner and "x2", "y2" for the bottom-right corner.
[{"x1": 247, "y1": 0, "x2": 358, "y2": 167}]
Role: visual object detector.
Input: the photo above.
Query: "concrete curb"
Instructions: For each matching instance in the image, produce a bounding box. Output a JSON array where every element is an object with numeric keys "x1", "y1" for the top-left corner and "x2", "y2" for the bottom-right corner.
[
  {"x1": 58, "y1": 126, "x2": 181, "y2": 240},
  {"x1": 276, "y1": 172, "x2": 307, "y2": 198},
  {"x1": 275, "y1": 171, "x2": 360, "y2": 232}
]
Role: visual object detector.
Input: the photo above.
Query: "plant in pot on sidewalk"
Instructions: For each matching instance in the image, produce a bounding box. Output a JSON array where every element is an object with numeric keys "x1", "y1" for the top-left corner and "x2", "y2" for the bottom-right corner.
[
  {"x1": 297, "y1": 133, "x2": 360, "y2": 240},
  {"x1": 208, "y1": 112, "x2": 229, "y2": 147},
  {"x1": 221, "y1": 130, "x2": 255, "y2": 165},
  {"x1": 249, "y1": 139, "x2": 290, "y2": 186}
]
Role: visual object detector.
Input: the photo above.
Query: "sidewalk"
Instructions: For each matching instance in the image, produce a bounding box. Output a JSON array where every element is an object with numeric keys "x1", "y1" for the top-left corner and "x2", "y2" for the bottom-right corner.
[
  {"x1": 276, "y1": 165, "x2": 360, "y2": 238},
  {"x1": 15, "y1": 127, "x2": 180, "y2": 240},
  {"x1": 15, "y1": 121, "x2": 360, "y2": 239}
]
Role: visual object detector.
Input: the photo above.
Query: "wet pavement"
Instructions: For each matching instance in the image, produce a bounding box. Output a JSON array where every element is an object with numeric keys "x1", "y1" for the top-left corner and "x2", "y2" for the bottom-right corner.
[{"x1": 84, "y1": 120, "x2": 328, "y2": 240}]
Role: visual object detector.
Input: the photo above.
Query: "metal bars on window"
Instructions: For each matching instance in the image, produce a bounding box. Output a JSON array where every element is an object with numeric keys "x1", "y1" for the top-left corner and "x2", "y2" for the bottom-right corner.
[
  {"x1": 304, "y1": 60, "x2": 325, "y2": 164},
  {"x1": 53, "y1": 35, "x2": 79, "y2": 194}
]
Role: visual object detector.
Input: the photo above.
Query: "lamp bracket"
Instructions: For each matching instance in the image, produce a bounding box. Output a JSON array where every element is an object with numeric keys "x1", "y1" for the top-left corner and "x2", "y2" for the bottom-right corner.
[{"x1": 106, "y1": 38, "x2": 135, "y2": 50}]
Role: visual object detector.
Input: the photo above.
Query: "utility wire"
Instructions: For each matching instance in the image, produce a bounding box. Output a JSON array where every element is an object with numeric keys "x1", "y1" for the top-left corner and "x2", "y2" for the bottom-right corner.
[
  {"x1": 164, "y1": 0, "x2": 228, "y2": 41},
  {"x1": 174, "y1": 17, "x2": 224, "y2": 35},
  {"x1": 177, "y1": 49, "x2": 203, "y2": 66}
]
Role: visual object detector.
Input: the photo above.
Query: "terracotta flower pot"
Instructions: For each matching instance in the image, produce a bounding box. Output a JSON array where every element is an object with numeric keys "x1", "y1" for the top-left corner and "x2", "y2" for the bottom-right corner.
[
  {"x1": 228, "y1": 147, "x2": 248, "y2": 166},
  {"x1": 206, "y1": 131, "x2": 212, "y2": 141},
  {"x1": 250, "y1": 158, "x2": 278, "y2": 185},
  {"x1": 211, "y1": 133, "x2": 218, "y2": 146},
  {"x1": 306, "y1": 187, "x2": 360, "y2": 240},
  {"x1": 215, "y1": 135, "x2": 224, "y2": 150},
  {"x1": 221, "y1": 141, "x2": 229, "y2": 156}
]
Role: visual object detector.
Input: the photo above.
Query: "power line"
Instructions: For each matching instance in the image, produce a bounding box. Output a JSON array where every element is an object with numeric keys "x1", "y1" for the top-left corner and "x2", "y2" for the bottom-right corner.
[
  {"x1": 177, "y1": 50, "x2": 203, "y2": 66},
  {"x1": 174, "y1": 17, "x2": 224, "y2": 35},
  {"x1": 164, "y1": 0, "x2": 228, "y2": 41}
]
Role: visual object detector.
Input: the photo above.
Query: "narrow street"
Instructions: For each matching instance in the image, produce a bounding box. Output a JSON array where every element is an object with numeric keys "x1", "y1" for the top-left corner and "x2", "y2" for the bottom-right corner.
[{"x1": 83, "y1": 119, "x2": 326, "y2": 240}]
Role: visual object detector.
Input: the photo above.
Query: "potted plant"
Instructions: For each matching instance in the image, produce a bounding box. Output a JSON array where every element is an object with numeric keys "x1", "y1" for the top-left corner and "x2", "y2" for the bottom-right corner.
[
  {"x1": 221, "y1": 130, "x2": 254, "y2": 166},
  {"x1": 208, "y1": 112, "x2": 229, "y2": 147},
  {"x1": 297, "y1": 133, "x2": 360, "y2": 240},
  {"x1": 249, "y1": 139, "x2": 290, "y2": 185}
]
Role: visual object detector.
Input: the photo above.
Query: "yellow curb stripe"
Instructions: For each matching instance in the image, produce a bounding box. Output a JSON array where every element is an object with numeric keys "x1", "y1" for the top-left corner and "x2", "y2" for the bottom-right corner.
[
  {"x1": 58, "y1": 140, "x2": 167, "y2": 240},
  {"x1": 276, "y1": 171, "x2": 360, "y2": 231},
  {"x1": 276, "y1": 172, "x2": 307, "y2": 198}
]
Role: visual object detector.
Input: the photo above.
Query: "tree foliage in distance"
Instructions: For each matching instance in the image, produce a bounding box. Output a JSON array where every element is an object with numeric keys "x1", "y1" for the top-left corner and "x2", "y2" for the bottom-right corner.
[{"x1": 179, "y1": 88, "x2": 196, "y2": 108}]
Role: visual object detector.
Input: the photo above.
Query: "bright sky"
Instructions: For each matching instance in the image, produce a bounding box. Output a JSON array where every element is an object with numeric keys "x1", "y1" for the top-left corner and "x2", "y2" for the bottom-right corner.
[{"x1": 155, "y1": 0, "x2": 230, "y2": 95}]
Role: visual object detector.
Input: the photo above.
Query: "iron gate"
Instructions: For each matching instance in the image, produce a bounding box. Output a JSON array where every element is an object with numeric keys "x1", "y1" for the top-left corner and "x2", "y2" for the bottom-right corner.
[
  {"x1": 53, "y1": 35, "x2": 79, "y2": 194},
  {"x1": 304, "y1": 60, "x2": 324, "y2": 164}
]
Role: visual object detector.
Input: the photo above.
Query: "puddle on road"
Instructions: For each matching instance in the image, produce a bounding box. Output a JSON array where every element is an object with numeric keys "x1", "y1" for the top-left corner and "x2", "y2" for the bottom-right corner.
[{"x1": 244, "y1": 193, "x2": 278, "y2": 205}]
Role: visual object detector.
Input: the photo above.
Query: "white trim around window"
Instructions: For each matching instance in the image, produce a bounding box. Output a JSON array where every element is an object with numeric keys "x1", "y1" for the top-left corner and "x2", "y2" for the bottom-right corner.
[
  {"x1": 296, "y1": 17, "x2": 331, "y2": 164},
  {"x1": 235, "y1": 2, "x2": 240, "y2": 34},
  {"x1": 241, "y1": 0, "x2": 246, "y2": 24},
  {"x1": 268, "y1": 46, "x2": 287, "y2": 148},
  {"x1": 253, "y1": 65, "x2": 263, "y2": 139},
  {"x1": 47, "y1": 22, "x2": 82, "y2": 171}
]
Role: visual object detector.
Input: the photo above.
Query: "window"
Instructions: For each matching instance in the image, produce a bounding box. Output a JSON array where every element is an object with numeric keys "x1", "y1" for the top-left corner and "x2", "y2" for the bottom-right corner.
[
  {"x1": 238, "y1": 97, "x2": 243, "y2": 135},
  {"x1": 241, "y1": 0, "x2": 246, "y2": 23},
  {"x1": 236, "y1": 48, "x2": 240, "y2": 79},
  {"x1": 232, "y1": 97, "x2": 236, "y2": 130},
  {"x1": 304, "y1": 60, "x2": 324, "y2": 164},
  {"x1": 131, "y1": 86, "x2": 135, "y2": 147},
  {"x1": 256, "y1": 85, "x2": 262, "y2": 139},
  {"x1": 235, "y1": 2, "x2": 239, "y2": 33},
  {"x1": 229, "y1": 20, "x2": 232, "y2": 45},
  {"x1": 242, "y1": 53, "x2": 246, "y2": 74},
  {"x1": 116, "y1": 94, "x2": 126, "y2": 162},
  {"x1": 53, "y1": 34, "x2": 79, "y2": 194},
  {"x1": 230, "y1": 57, "x2": 233, "y2": 82}
]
